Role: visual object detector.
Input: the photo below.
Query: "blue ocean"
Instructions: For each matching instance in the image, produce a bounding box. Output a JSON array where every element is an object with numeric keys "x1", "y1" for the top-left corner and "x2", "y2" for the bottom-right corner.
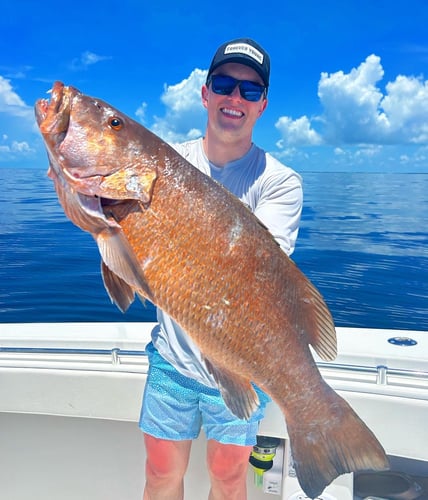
[{"x1": 1, "y1": 168, "x2": 427, "y2": 331}]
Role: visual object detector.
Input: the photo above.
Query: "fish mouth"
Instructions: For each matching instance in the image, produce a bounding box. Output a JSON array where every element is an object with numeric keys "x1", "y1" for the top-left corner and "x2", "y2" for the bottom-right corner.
[
  {"x1": 35, "y1": 82, "x2": 113, "y2": 192},
  {"x1": 35, "y1": 81, "x2": 79, "y2": 141},
  {"x1": 36, "y1": 82, "x2": 139, "y2": 234},
  {"x1": 35, "y1": 82, "x2": 120, "y2": 227},
  {"x1": 35, "y1": 82, "x2": 82, "y2": 186}
]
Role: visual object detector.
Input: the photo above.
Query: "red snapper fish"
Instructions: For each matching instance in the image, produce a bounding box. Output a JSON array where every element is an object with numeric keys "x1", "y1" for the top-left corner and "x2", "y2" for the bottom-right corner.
[{"x1": 35, "y1": 81, "x2": 388, "y2": 498}]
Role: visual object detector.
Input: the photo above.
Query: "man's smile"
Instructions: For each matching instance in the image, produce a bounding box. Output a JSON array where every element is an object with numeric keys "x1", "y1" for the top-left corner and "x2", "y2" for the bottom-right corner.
[{"x1": 220, "y1": 107, "x2": 244, "y2": 118}]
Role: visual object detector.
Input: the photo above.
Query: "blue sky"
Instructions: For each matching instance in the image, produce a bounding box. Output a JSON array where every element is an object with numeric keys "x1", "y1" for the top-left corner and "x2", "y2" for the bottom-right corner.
[{"x1": 1, "y1": 0, "x2": 427, "y2": 172}]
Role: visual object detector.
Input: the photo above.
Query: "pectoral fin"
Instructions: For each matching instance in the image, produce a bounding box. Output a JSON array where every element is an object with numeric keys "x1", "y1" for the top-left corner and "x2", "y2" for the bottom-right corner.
[
  {"x1": 95, "y1": 226, "x2": 153, "y2": 307},
  {"x1": 204, "y1": 358, "x2": 260, "y2": 421},
  {"x1": 101, "y1": 261, "x2": 135, "y2": 313}
]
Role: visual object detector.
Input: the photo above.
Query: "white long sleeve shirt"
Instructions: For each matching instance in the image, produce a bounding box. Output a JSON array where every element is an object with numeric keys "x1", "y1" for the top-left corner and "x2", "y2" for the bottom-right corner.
[{"x1": 151, "y1": 138, "x2": 303, "y2": 387}]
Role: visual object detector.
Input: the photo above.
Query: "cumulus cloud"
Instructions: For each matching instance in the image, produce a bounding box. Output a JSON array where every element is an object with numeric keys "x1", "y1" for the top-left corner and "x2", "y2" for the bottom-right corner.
[
  {"x1": 0, "y1": 76, "x2": 37, "y2": 163},
  {"x1": 381, "y1": 75, "x2": 428, "y2": 143},
  {"x1": 0, "y1": 76, "x2": 33, "y2": 120},
  {"x1": 0, "y1": 137, "x2": 34, "y2": 160},
  {"x1": 275, "y1": 115, "x2": 322, "y2": 147},
  {"x1": 318, "y1": 54, "x2": 428, "y2": 144},
  {"x1": 318, "y1": 54, "x2": 387, "y2": 143},
  {"x1": 149, "y1": 68, "x2": 207, "y2": 143},
  {"x1": 275, "y1": 54, "x2": 428, "y2": 149}
]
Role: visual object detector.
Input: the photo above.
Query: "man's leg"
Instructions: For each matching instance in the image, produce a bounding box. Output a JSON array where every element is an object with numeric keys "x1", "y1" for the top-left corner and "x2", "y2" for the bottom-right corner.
[
  {"x1": 206, "y1": 439, "x2": 252, "y2": 500},
  {"x1": 143, "y1": 434, "x2": 192, "y2": 500}
]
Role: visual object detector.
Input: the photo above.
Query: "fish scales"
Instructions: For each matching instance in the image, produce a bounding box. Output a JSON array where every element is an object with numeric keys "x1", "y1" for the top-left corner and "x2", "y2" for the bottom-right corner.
[
  {"x1": 35, "y1": 81, "x2": 389, "y2": 498},
  {"x1": 113, "y1": 163, "x2": 277, "y2": 344},
  {"x1": 118, "y1": 188, "x2": 275, "y2": 364}
]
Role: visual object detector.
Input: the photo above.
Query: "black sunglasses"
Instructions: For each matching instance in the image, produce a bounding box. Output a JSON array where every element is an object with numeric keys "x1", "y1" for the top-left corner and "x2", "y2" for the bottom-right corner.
[{"x1": 207, "y1": 74, "x2": 266, "y2": 102}]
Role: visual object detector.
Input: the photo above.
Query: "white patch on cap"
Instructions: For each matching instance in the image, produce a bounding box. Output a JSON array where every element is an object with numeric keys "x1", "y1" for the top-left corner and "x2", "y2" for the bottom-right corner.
[{"x1": 224, "y1": 43, "x2": 264, "y2": 65}]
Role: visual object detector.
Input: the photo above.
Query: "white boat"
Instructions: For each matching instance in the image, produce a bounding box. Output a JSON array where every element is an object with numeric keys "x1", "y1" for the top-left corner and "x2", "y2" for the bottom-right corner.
[{"x1": 0, "y1": 322, "x2": 427, "y2": 499}]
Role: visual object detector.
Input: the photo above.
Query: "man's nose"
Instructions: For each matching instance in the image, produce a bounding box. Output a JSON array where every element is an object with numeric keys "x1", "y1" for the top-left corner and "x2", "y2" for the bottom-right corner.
[{"x1": 229, "y1": 83, "x2": 241, "y2": 99}]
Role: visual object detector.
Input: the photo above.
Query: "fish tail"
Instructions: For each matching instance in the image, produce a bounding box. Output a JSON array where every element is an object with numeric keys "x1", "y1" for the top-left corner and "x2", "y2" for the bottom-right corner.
[{"x1": 285, "y1": 385, "x2": 389, "y2": 498}]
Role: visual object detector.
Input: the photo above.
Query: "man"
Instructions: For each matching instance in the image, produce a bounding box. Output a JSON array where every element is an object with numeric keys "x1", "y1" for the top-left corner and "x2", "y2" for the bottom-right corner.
[{"x1": 140, "y1": 38, "x2": 303, "y2": 500}]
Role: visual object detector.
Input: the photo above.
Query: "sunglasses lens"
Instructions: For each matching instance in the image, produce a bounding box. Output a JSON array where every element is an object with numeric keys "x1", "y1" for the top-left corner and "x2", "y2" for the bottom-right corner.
[
  {"x1": 239, "y1": 81, "x2": 265, "y2": 102},
  {"x1": 211, "y1": 75, "x2": 237, "y2": 95},
  {"x1": 210, "y1": 75, "x2": 265, "y2": 102}
]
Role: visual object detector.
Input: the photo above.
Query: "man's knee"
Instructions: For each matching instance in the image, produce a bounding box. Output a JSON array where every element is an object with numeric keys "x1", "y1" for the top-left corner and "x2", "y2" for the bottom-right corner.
[
  {"x1": 144, "y1": 434, "x2": 191, "y2": 479},
  {"x1": 207, "y1": 441, "x2": 252, "y2": 482}
]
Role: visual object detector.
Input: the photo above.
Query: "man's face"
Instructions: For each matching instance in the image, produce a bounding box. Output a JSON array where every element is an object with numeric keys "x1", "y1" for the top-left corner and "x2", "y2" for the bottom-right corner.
[{"x1": 202, "y1": 63, "x2": 268, "y2": 141}]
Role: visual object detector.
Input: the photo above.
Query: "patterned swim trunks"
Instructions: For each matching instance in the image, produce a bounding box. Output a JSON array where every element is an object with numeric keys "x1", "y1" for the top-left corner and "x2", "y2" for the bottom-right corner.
[{"x1": 139, "y1": 342, "x2": 270, "y2": 445}]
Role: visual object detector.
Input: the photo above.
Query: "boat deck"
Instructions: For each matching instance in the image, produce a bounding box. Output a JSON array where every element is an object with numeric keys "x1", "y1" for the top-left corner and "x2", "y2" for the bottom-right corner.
[{"x1": 0, "y1": 322, "x2": 427, "y2": 499}]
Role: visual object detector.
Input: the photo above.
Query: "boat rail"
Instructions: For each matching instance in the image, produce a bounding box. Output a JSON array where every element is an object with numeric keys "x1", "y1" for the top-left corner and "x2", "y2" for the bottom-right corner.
[
  {"x1": 0, "y1": 346, "x2": 427, "y2": 399},
  {"x1": 317, "y1": 361, "x2": 428, "y2": 398},
  {"x1": 0, "y1": 346, "x2": 149, "y2": 373},
  {"x1": 0, "y1": 346, "x2": 147, "y2": 358}
]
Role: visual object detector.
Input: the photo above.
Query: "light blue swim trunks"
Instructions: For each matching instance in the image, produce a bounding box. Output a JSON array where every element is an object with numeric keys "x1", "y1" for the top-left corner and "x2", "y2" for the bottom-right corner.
[{"x1": 139, "y1": 342, "x2": 270, "y2": 446}]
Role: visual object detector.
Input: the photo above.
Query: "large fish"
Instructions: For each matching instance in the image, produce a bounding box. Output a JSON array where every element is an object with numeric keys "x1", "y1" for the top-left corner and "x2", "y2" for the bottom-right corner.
[{"x1": 35, "y1": 81, "x2": 388, "y2": 498}]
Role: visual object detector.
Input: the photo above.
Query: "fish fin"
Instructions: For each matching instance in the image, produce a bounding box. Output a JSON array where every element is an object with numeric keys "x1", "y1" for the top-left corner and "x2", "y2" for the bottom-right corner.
[
  {"x1": 285, "y1": 384, "x2": 389, "y2": 498},
  {"x1": 204, "y1": 358, "x2": 260, "y2": 420},
  {"x1": 299, "y1": 275, "x2": 337, "y2": 361},
  {"x1": 101, "y1": 261, "x2": 135, "y2": 313},
  {"x1": 95, "y1": 227, "x2": 153, "y2": 304},
  {"x1": 136, "y1": 291, "x2": 148, "y2": 306}
]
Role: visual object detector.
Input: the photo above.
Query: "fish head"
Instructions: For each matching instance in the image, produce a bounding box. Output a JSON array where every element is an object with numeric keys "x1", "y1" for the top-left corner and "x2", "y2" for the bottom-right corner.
[
  {"x1": 35, "y1": 82, "x2": 157, "y2": 306},
  {"x1": 35, "y1": 81, "x2": 158, "y2": 203}
]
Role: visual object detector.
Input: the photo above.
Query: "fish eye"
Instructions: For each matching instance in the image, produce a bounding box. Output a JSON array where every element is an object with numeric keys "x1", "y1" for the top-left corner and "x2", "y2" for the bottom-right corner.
[{"x1": 108, "y1": 116, "x2": 123, "y2": 130}]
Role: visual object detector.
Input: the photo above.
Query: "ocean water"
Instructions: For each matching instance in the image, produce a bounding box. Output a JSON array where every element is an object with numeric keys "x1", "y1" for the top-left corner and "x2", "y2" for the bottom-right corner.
[{"x1": 0, "y1": 168, "x2": 427, "y2": 331}]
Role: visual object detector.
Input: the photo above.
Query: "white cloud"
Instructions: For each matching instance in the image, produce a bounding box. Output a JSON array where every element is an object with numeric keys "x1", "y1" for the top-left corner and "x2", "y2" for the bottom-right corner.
[
  {"x1": 70, "y1": 51, "x2": 112, "y2": 71},
  {"x1": 136, "y1": 102, "x2": 148, "y2": 124},
  {"x1": 318, "y1": 54, "x2": 388, "y2": 143},
  {"x1": 0, "y1": 76, "x2": 33, "y2": 120},
  {"x1": 0, "y1": 138, "x2": 34, "y2": 160},
  {"x1": 381, "y1": 75, "x2": 428, "y2": 143},
  {"x1": 81, "y1": 51, "x2": 109, "y2": 66},
  {"x1": 318, "y1": 54, "x2": 428, "y2": 145},
  {"x1": 0, "y1": 76, "x2": 37, "y2": 163},
  {"x1": 149, "y1": 68, "x2": 207, "y2": 143},
  {"x1": 275, "y1": 54, "x2": 428, "y2": 150},
  {"x1": 334, "y1": 147, "x2": 345, "y2": 156},
  {"x1": 11, "y1": 140, "x2": 33, "y2": 153},
  {"x1": 275, "y1": 115, "x2": 322, "y2": 147}
]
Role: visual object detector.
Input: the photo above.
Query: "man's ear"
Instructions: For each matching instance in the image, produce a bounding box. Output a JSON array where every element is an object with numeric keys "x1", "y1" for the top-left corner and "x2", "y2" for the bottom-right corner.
[
  {"x1": 258, "y1": 97, "x2": 268, "y2": 117},
  {"x1": 201, "y1": 85, "x2": 209, "y2": 109}
]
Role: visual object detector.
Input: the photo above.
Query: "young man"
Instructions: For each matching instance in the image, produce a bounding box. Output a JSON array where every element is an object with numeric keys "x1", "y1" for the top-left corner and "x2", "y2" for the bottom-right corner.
[{"x1": 140, "y1": 38, "x2": 303, "y2": 500}]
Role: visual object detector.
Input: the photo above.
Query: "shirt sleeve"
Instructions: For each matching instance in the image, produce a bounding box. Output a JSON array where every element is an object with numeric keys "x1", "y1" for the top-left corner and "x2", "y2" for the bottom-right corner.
[{"x1": 252, "y1": 158, "x2": 303, "y2": 256}]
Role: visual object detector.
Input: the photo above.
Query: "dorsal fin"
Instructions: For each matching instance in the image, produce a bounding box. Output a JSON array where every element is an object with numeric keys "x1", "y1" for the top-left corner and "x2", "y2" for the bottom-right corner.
[{"x1": 299, "y1": 277, "x2": 337, "y2": 361}]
